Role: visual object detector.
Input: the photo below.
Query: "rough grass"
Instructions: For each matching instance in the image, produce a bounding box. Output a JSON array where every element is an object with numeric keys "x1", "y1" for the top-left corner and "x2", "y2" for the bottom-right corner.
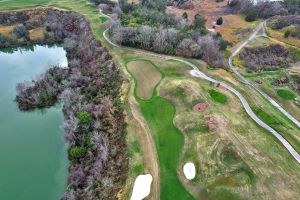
[
  {"x1": 218, "y1": 14, "x2": 258, "y2": 44},
  {"x1": 247, "y1": 36, "x2": 273, "y2": 47},
  {"x1": 267, "y1": 27, "x2": 300, "y2": 48},
  {"x1": 0, "y1": 0, "x2": 49, "y2": 9},
  {"x1": 127, "y1": 60, "x2": 162, "y2": 99},
  {"x1": 29, "y1": 27, "x2": 44, "y2": 40},
  {"x1": 0, "y1": 25, "x2": 13, "y2": 36},
  {"x1": 277, "y1": 89, "x2": 296, "y2": 100},
  {"x1": 208, "y1": 89, "x2": 227, "y2": 103}
]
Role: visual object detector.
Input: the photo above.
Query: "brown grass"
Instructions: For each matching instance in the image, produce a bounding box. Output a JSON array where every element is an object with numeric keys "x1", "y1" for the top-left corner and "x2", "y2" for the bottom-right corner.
[
  {"x1": 127, "y1": 0, "x2": 140, "y2": 4},
  {"x1": 29, "y1": 27, "x2": 44, "y2": 40},
  {"x1": 127, "y1": 60, "x2": 161, "y2": 99},
  {"x1": 289, "y1": 62, "x2": 300, "y2": 76},
  {"x1": 267, "y1": 27, "x2": 300, "y2": 48},
  {"x1": 218, "y1": 14, "x2": 258, "y2": 43},
  {"x1": 0, "y1": 25, "x2": 14, "y2": 36},
  {"x1": 166, "y1": 1, "x2": 257, "y2": 44}
]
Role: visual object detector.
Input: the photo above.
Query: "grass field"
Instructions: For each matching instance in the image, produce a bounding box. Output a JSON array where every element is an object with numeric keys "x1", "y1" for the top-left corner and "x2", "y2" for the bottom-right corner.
[
  {"x1": 247, "y1": 36, "x2": 273, "y2": 47},
  {"x1": 127, "y1": 60, "x2": 162, "y2": 99},
  {"x1": 218, "y1": 14, "x2": 258, "y2": 44},
  {"x1": 277, "y1": 88, "x2": 296, "y2": 100},
  {"x1": 139, "y1": 97, "x2": 194, "y2": 200},
  {"x1": 266, "y1": 26, "x2": 300, "y2": 48},
  {"x1": 157, "y1": 59, "x2": 300, "y2": 200},
  {"x1": 209, "y1": 89, "x2": 228, "y2": 104},
  {"x1": 126, "y1": 59, "x2": 194, "y2": 200}
]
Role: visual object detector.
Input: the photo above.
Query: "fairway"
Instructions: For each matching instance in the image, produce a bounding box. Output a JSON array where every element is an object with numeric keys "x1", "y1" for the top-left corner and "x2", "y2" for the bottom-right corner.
[
  {"x1": 127, "y1": 60, "x2": 161, "y2": 99},
  {"x1": 139, "y1": 97, "x2": 194, "y2": 200}
]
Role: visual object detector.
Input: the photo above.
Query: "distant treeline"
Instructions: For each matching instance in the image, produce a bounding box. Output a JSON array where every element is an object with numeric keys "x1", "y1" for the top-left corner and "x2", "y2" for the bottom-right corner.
[{"x1": 102, "y1": 0, "x2": 229, "y2": 68}]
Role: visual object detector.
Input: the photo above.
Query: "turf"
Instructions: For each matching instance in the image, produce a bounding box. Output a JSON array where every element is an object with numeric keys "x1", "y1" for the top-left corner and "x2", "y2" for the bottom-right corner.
[
  {"x1": 127, "y1": 60, "x2": 162, "y2": 99},
  {"x1": 277, "y1": 89, "x2": 296, "y2": 100},
  {"x1": 139, "y1": 96, "x2": 194, "y2": 200},
  {"x1": 208, "y1": 89, "x2": 228, "y2": 103}
]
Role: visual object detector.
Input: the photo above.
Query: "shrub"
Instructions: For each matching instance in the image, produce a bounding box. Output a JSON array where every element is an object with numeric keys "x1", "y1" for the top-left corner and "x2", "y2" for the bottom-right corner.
[
  {"x1": 182, "y1": 12, "x2": 188, "y2": 19},
  {"x1": 12, "y1": 25, "x2": 29, "y2": 38},
  {"x1": 193, "y1": 13, "x2": 206, "y2": 29},
  {"x1": 69, "y1": 146, "x2": 87, "y2": 159},
  {"x1": 216, "y1": 17, "x2": 223, "y2": 25},
  {"x1": 76, "y1": 111, "x2": 93, "y2": 125},
  {"x1": 245, "y1": 10, "x2": 257, "y2": 22},
  {"x1": 284, "y1": 30, "x2": 291, "y2": 38},
  {"x1": 38, "y1": 90, "x2": 48, "y2": 103}
]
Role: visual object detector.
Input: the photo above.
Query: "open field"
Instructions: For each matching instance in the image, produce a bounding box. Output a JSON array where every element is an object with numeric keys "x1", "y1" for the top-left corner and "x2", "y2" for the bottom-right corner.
[
  {"x1": 157, "y1": 59, "x2": 300, "y2": 200},
  {"x1": 127, "y1": 60, "x2": 162, "y2": 99},
  {"x1": 266, "y1": 26, "x2": 300, "y2": 48},
  {"x1": 166, "y1": 1, "x2": 257, "y2": 44},
  {"x1": 124, "y1": 55, "x2": 300, "y2": 200},
  {"x1": 247, "y1": 36, "x2": 274, "y2": 48},
  {"x1": 217, "y1": 15, "x2": 258, "y2": 44}
]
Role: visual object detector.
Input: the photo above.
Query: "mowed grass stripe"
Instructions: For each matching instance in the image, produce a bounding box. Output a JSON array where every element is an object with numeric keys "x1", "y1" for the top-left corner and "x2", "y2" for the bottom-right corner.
[
  {"x1": 127, "y1": 60, "x2": 161, "y2": 99},
  {"x1": 139, "y1": 97, "x2": 194, "y2": 200}
]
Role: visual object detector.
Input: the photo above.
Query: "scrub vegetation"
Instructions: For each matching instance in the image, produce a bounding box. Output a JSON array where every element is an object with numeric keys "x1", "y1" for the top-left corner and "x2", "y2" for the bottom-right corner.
[
  {"x1": 1, "y1": 8, "x2": 127, "y2": 199},
  {"x1": 107, "y1": 0, "x2": 229, "y2": 68}
]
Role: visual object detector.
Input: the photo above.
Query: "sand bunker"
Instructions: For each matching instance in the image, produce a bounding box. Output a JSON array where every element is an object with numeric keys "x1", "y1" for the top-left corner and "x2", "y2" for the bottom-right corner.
[
  {"x1": 183, "y1": 162, "x2": 196, "y2": 180},
  {"x1": 130, "y1": 174, "x2": 153, "y2": 200},
  {"x1": 193, "y1": 102, "x2": 209, "y2": 112}
]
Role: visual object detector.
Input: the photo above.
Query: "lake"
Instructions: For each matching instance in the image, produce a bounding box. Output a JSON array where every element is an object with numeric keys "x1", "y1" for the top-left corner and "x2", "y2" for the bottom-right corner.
[{"x1": 0, "y1": 45, "x2": 68, "y2": 200}]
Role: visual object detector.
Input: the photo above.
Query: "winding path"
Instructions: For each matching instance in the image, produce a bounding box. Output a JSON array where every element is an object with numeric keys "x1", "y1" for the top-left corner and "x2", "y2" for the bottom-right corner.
[
  {"x1": 101, "y1": 12, "x2": 300, "y2": 166},
  {"x1": 229, "y1": 21, "x2": 300, "y2": 129}
]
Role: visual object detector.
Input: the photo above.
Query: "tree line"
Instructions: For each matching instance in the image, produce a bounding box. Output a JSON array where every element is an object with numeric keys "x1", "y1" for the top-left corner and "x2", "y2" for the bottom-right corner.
[
  {"x1": 0, "y1": 8, "x2": 127, "y2": 200},
  {"x1": 104, "y1": 0, "x2": 228, "y2": 68}
]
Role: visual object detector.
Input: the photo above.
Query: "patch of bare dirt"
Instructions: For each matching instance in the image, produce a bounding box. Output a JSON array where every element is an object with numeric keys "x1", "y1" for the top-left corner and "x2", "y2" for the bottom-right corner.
[
  {"x1": 166, "y1": 0, "x2": 232, "y2": 29},
  {"x1": 193, "y1": 102, "x2": 209, "y2": 112},
  {"x1": 205, "y1": 114, "x2": 228, "y2": 139}
]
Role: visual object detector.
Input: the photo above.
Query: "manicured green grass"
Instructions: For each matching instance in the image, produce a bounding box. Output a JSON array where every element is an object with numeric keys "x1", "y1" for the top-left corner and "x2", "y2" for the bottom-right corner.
[
  {"x1": 127, "y1": 60, "x2": 162, "y2": 99},
  {"x1": 0, "y1": 0, "x2": 49, "y2": 9},
  {"x1": 209, "y1": 89, "x2": 228, "y2": 103},
  {"x1": 277, "y1": 89, "x2": 296, "y2": 100},
  {"x1": 139, "y1": 96, "x2": 194, "y2": 200}
]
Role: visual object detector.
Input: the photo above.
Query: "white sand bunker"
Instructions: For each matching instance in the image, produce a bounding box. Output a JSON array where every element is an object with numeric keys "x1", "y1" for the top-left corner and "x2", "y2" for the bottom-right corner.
[
  {"x1": 183, "y1": 162, "x2": 196, "y2": 180},
  {"x1": 130, "y1": 174, "x2": 153, "y2": 200}
]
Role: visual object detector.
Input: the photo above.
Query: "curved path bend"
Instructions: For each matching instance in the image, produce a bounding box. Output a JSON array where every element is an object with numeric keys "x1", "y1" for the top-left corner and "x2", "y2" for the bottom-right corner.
[
  {"x1": 101, "y1": 13, "x2": 300, "y2": 165},
  {"x1": 229, "y1": 22, "x2": 300, "y2": 129}
]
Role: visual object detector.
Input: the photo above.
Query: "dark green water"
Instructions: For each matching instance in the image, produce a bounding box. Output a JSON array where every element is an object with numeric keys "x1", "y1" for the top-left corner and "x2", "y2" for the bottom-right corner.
[{"x1": 0, "y1": 45, "x2": 68, "y2": 200}]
